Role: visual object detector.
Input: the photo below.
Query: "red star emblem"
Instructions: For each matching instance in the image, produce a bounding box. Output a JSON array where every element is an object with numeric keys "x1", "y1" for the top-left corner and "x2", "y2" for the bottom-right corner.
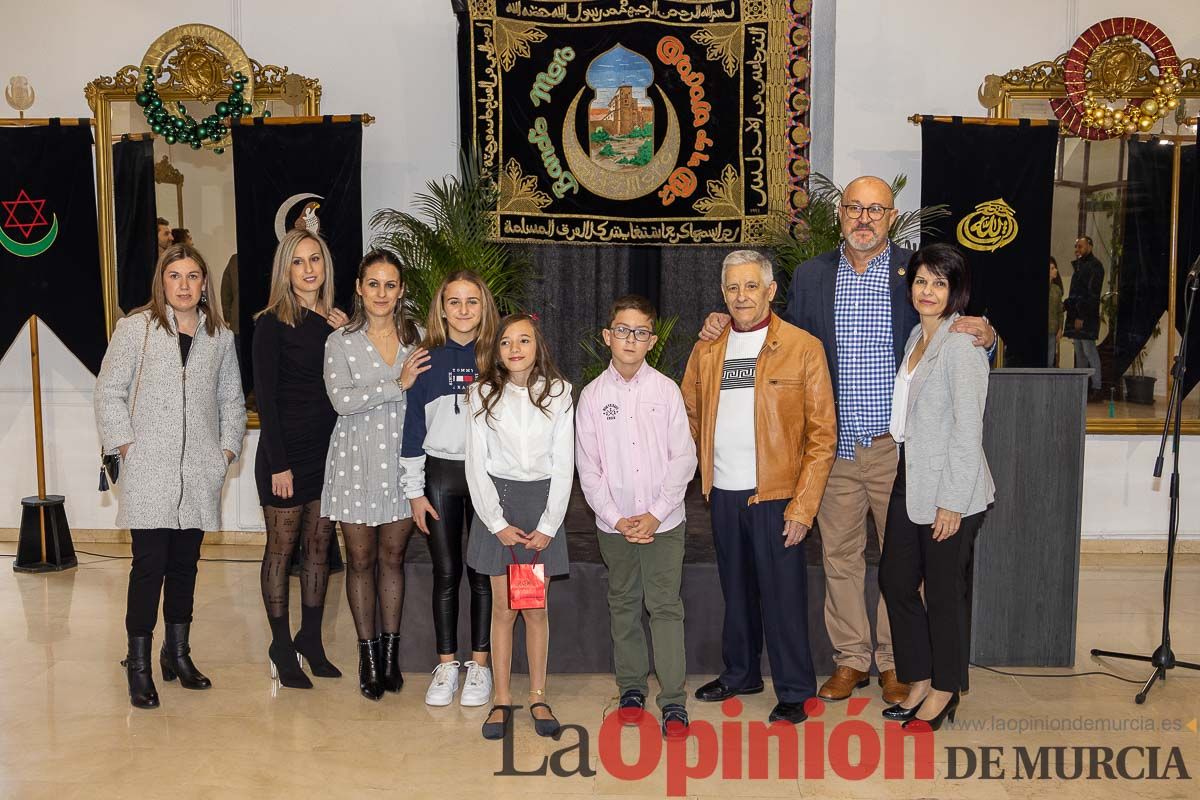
[{"x1": 2, "y1": 189, "x2": 50, "y2": 241}]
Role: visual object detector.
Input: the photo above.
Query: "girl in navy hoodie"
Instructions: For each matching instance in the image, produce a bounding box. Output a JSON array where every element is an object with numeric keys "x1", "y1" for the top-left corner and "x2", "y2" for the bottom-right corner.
[{"x1": 401, "y1": 270, "x2": 500, "y2": 707}]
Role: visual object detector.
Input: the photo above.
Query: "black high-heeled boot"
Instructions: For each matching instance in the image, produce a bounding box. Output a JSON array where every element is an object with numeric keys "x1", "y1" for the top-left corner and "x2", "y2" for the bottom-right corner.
[
  {"x1": 903, "y1": 692, "x2": 960, "y2": 731},
  {"x1": 160, "y1": 622, "x2": 212, "y2": 689},
  {"x1": 358, "y1": 637, "x2": 384, "y2": 701},
  {"x1": 380, "y1": 632, "x2": 403, "y2": 693},
  {"x1": 122, "y1": 634, "x2": 160, "y2": 709},
  {"x1": 268, "y1": 614, "x2": 313, "y2": 689},
  {"x1": 293, "y1": 605, "x2": 341, "y2": 678}
]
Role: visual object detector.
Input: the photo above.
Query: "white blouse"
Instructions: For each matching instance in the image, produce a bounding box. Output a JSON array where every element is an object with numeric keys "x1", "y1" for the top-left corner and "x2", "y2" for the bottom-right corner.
[
  {"x1": 889, "y1": 336, "x2": 921, "y2": 443},
  {"x1": 464, "y1": 378, "x2": 575, "y2": 537}
]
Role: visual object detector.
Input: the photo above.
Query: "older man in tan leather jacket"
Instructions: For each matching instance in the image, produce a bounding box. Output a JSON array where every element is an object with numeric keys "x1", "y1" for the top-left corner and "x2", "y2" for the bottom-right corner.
[{"x1": 682, "y1": 250, "x2": 836, "y2": 725}]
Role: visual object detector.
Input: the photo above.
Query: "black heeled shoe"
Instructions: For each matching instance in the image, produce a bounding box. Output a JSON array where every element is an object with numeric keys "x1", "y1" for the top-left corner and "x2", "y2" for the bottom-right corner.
[
  {"x1": 902, "y1": 692, "x2": 960, "y2": 731},
  {"x1": 293, "y1": 605, "x2": 341, "y2": 679},
  {"x1": 482, "y1": 705, "x2": 513, "y2": 740},
  {"x1": 358, "y1": 637, "x2": 384, "y2": 701},
  {"x1": 160, "y1": 622, "x2": 212, "y2": 690},
  {"x1": 268, "y1": 640, "x2": 313, "y2": 689},
  {"x1": 380, "y1": 632, "x2": 403, "y2": 693},
  {"x1": 122, "y1": 634, "x2": 160, "y2": 709},
  {"x1": 530, "y1": 702, "x2": 561, "y2": 737},
  {"x1": 882, "y1": 698, "x2": 924, "y2": 721}
]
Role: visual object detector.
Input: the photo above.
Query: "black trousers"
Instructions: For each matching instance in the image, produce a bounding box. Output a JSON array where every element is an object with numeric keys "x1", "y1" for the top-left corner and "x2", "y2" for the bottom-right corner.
[
  {"x1": 126, "y1": 528, "x2": 205, "y2": 637},
  {"x1": 710, "y1": 488, "x2": 816, "y2": 704},
  {"x1": 878, "y1": 452, "x2": 983, "y2": 693},
  {"x1": 425, "y1": 456, "x2": 491, "y2": 654}
]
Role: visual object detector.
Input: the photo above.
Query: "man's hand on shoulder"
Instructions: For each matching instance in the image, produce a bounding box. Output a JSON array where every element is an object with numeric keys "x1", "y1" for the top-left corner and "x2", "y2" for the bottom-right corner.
[
  {"x1": 950, "y1": 315, "x2": 996, "y2": 350},
  {"x1": 700, "y1": 312, "x2": 731, "y2": 342}
]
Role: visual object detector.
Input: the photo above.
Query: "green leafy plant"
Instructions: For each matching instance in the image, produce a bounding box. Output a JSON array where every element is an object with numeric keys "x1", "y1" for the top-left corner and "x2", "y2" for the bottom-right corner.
[
  {"x1": 599, "y1": 142, "x2": 616, "y2": 157},
  {"x1": 579, "y1": 314, "x2": 680, "y2": 385},
  {"x1": 369, "y1": 149, "x2": 529, "y2": 321},
  {"x1": 768, "y1": 172, "x2": 951, "y2": 279},
  {"x1": 590, "y1": 127, "x2": 611, "y2": 143}
]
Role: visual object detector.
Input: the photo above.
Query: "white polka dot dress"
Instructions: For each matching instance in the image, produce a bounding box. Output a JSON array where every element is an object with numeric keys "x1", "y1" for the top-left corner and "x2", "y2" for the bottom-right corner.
[{"x1": 320, "y1": 327, "x2": 420, "y2": 525}]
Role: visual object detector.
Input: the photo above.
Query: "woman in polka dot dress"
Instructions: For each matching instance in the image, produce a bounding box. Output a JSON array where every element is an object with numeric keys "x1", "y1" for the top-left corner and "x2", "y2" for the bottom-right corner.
[{"x1": 321, "y1": 250, "x2": 429, "y2": 700}]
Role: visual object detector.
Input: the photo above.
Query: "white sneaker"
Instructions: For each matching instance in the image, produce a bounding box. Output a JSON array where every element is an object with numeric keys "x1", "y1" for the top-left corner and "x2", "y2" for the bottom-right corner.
[
  {"x1": 425, "y1": 661, "x2": 461, "y2": 706},
  {"x1": 460, "y1": 661, "x2": 493, "y2": 707}
]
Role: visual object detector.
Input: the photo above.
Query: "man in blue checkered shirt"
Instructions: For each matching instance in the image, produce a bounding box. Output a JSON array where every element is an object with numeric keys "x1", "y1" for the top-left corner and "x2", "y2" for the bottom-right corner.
[{"x1": 702, "y1": 176, "x2": 996, "y2": 706}]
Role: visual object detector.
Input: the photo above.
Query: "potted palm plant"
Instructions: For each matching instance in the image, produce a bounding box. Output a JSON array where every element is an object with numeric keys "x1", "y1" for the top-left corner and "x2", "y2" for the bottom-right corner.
[{"x1": 369, "y1": 149, "x2": 529, "y2": 321}]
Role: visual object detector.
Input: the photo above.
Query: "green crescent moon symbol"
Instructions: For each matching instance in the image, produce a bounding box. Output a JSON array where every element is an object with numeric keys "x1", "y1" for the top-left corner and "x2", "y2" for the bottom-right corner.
[
  {"x1": 0, "y1": 214, "x2": 59, "y2": 258},
  {"x1": 562, "y1": 86, "x2": 681, "y2": 201}
]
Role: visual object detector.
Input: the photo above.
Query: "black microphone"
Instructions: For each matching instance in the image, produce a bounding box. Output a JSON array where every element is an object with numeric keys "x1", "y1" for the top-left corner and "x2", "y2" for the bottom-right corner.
[{"x1": 1189, "y1": 253, "x2": 1200, "y2": 286}]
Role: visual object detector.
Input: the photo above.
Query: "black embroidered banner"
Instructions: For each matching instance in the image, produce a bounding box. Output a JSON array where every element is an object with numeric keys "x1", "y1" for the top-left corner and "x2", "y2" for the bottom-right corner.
[
  {"x1": 920, "y1": 119, "x2": 1058, "y2": 367},
  {"x1": 0, "y1": 123, "x2": 106, "y2": 373},
  {"x1": 455, "y1": 0, "x2": 811, "y2": 245}
]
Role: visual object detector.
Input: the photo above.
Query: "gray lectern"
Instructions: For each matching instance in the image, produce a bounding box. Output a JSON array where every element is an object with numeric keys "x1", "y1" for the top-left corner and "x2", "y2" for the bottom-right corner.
[{"x1": 971, "y1": 368, "x2": 1091, "y2": 667}]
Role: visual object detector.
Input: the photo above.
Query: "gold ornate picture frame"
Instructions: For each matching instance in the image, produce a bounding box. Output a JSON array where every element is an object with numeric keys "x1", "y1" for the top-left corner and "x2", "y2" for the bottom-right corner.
[
  {"x1": 85, "y1": 24, "x2": 321, "y2": 335},
  {"x1": 981, "y1": 25, "x2": 1200, "y2": 435}
]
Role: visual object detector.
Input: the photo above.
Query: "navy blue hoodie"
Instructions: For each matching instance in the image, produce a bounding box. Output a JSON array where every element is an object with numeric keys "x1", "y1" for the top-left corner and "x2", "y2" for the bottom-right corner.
[{"x1": 399, "y1": 339, "x2": 477, "y2": 498}]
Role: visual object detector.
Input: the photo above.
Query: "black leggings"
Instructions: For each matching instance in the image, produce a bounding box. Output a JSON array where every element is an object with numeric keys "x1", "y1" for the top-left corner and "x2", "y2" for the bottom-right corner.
[
  {"x1": 426, "y1": 456, "x2": 491, "y2": 654},
  {"x1": 126, "y1": 528, "x2": 204, "y2": 636}
]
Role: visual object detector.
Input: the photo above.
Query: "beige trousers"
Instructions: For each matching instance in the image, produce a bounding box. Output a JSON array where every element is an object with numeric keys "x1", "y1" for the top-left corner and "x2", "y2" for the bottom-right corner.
[{"x1": 815, "y1": 435, "x2": 898, "y2": 673}]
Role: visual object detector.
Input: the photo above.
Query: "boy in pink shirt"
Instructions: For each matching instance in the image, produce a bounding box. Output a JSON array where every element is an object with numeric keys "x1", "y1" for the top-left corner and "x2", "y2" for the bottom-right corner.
[{"x1": 576, "y1": 295, "x2": 698, "y2": 738}]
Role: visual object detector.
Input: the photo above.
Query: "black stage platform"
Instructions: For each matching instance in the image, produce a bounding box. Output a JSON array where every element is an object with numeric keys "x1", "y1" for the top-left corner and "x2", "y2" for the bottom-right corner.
[{"x1": 393, "y1": 477, "x2": 881, "y2": 675}]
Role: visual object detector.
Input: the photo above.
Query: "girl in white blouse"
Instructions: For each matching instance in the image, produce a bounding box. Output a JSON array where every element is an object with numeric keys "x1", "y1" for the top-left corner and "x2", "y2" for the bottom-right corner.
[{"x1": 464, "y1": 314, "x2": 574, "y2": 740}]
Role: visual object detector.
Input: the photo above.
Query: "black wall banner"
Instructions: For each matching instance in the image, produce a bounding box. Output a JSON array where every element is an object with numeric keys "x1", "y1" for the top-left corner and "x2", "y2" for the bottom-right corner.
[
  {"x1": 231, "y1": 120, "x2": 363, "y2": 391},
  {"x1": 0, "y1": 123, "x2": 106, "y2": 374},
  {"x1": 920, "y1": 119, "x2": 1058, "y2": 367},
  {"x1": 113, "y1": 137, "x2": 158, "y2": 313},
  {"x1": 455, "y1": 0, "x2": 811, "y2": 245}
]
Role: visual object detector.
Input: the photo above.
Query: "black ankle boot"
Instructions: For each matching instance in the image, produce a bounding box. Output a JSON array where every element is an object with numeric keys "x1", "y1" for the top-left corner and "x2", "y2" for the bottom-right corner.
[
  {"x1": 294, "y1": 605, "x2": 341, "y2": 678},
  {"x1": 358, "y1": 638, "x2": 383, "y2": 701},
  {"x1": 122, "y1": 635, "x2": 160, "y2": 709},
  {"x1": 160, "y1": 622, "x2": 212, "y2": 690},
  {"x1": 380, "y1": 632, "x2": 403, "y2": 693}
]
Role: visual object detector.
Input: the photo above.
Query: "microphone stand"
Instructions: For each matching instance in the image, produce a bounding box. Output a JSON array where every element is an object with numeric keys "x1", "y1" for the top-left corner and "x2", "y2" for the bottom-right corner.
[{"x1": 1091, "y1": 267, "x2": 1200, "y2": 702}]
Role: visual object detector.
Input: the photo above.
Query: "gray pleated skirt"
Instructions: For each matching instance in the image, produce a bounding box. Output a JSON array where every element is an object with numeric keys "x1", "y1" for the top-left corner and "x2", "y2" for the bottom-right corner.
[{"x1": 466, "y1": 475, "x2": 570, "y2": 577}]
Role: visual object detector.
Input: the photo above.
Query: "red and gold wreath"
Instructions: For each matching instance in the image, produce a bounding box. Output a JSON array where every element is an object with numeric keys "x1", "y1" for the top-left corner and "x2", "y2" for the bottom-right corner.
[{"x1": 1051, "y1": 18, "x2": 1181, "y2": 141}]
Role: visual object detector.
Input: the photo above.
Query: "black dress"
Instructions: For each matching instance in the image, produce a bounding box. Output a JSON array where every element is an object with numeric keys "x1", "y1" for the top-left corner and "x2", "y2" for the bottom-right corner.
[{"x1": 253, "y1": 310, "x2": 337, "y2": 507}]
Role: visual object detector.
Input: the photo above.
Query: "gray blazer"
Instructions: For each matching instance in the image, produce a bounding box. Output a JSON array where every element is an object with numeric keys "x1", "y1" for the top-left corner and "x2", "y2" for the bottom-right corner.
[
  {"x1": 95, "y1": 309, "x2": 246, "y2": 531},
  {"x1": 898, "y1": 313, "x2": 994, "y2": 524}
]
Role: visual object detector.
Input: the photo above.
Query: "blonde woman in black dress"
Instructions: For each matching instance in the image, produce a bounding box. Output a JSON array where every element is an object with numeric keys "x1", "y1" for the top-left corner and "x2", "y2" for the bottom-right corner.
[{"x1": 253, "y1": 230, "x2": 349, "y2": 688}]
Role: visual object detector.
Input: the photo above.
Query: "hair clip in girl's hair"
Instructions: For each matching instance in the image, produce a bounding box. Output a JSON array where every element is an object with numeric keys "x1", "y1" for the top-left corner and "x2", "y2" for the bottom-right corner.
[{"x1": 529, "y1": 312, "x2": 540, "y2": 322}]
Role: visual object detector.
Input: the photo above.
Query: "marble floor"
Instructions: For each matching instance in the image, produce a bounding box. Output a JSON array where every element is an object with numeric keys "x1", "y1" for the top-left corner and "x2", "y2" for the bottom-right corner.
[{"x1": 1, "y1": 545, "x2": 1198, "y2": 799}]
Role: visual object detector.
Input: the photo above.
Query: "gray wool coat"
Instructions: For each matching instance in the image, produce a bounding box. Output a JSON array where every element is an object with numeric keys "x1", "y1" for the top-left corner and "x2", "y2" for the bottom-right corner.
[
  {"x1": 94, "y1": 308, "x2": 247, "y2": 531},
  {"x1": 898, "y1": 313, "x2": 995, "y2": 525}
]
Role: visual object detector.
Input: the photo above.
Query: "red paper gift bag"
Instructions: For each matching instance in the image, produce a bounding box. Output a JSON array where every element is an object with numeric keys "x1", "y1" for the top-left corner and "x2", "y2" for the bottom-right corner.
[{"x1": 507, "y1": 547, "x2": 546, "y2": 609}]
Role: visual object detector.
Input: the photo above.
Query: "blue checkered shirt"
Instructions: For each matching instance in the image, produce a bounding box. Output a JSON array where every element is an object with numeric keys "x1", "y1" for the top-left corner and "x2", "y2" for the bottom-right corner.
[{"x1": 833, "y1": 243, "x2": 895, "y2": 460}]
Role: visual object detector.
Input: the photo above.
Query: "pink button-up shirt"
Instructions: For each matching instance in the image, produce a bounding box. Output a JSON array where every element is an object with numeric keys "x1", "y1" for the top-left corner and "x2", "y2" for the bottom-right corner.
[{"x1": 575, "y1": 360, "x2": 698, "y2": 534}]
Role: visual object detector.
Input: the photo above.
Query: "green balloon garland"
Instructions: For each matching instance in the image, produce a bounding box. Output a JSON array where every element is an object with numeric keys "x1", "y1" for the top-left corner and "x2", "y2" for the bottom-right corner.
[{"x1": 134, "y1": 66, "x2": 270, "y2": 154}]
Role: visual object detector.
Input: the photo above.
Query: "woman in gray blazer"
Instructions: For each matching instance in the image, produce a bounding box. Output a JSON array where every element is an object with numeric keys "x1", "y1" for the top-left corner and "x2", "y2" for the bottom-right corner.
[
  {"x1": 95, "y1": 244, "x2": 247, "y2": 709},
  {"x1": 878, "y1": 243, "x2": 994, "y2": 730}
]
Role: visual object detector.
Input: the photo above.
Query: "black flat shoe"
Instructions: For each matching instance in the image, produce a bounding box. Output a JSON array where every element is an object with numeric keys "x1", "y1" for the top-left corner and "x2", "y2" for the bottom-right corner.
[
  {"x1": 768, "y1": 701, "x2": 808, "y2": 725},
  {"x1": 882, "y1": 699, "x2": 924, "y2": 721},
  {"x1": 482, "y1": 705, "x2": 513, "y2": 740},
  {"x1": 160, "y1": 622, "x2": 211, "y2": 690},
  {"x1": 530, "y1": 702, "x2": 561, "y2": 737},
  {"x1": 903, "y1": 692, "x2": 959, "y2": 731},
  {"x1": 269, "y1": 641, "x2": 313, "y2": 689},
  {"x1": 123, "y1": 635, "x2": 160, "y2": 709},
  {"x1": 694, "y1": 678, "x2": 764, "y2": 702}
]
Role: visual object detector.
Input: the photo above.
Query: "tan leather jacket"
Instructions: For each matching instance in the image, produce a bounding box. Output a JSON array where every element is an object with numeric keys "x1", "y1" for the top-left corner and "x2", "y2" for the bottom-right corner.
[{"x1": 682, "y1": 314, "x2": 836, "y2": 526}]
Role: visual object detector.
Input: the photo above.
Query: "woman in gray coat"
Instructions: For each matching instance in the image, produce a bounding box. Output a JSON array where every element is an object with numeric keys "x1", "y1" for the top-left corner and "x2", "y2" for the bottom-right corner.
[
  {"x1": 878, "y1": 243, "x2": 994, "y2": 731},
  {"x1": 95, "y1": 244, "x2": 246, "y2": 709}
]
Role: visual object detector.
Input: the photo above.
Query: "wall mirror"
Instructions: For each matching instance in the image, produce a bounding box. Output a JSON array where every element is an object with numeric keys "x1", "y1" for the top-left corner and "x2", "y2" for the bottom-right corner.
[
  {"x1": 981, "y1": 27, "x2": 1200, "y2": 434},
  {"x1": 86, "y1": 24, "x2": 320, "y2": 426}
]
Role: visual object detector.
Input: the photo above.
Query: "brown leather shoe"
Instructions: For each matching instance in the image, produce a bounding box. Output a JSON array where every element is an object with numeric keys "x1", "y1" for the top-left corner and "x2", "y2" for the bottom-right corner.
[
  {"x1": 879, "y1": 669, "x2": 910, "y2": 705},
  {"x1": 817, "y1": 666, "x2": 870, "y2": 701}
]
